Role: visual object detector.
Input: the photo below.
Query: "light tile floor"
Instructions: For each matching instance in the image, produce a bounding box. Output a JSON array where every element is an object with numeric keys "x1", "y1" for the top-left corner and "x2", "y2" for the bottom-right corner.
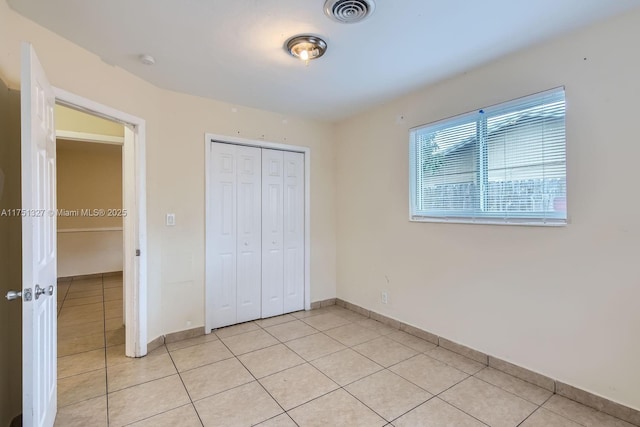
[{"x1": 53, "y1": 282, "x2": 635, "y2": 427}]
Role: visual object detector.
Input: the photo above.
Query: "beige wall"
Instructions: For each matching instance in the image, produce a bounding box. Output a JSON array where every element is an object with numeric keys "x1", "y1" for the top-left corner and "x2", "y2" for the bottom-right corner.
[
  {"x1": 57, "y1": 140, "x2": 123, "y2": 276},
  {"x1": 335, "y1": 10, "x2": 640, "y2": 410},
  {"x1": 0, "y1": 79, "x2": 22, "y2": 426},
  {"x1": 57, "y1": 140, "x2": 122, "y2": 229},
  {"x1": 0, "y1": 0, "x2": 337, "y2": 343},
  {"x1": 56, "y1": 104, "x2": 124, "y2": 137}
]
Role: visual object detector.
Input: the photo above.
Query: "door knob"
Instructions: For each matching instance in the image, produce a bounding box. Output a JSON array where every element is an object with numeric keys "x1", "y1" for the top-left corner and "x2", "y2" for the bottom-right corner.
[
  {"x1": 5, "y1": 290, "x2": 22, "y2": 301},
  {"x1": 35, "y1": 284, "x2": 48, "y2": 299}
]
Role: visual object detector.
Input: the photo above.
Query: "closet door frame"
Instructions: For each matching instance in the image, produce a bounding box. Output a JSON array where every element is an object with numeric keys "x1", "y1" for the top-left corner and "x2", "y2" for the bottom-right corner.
[{"x1": 204, "y1": 134, "x2": 311, "y2": 333}]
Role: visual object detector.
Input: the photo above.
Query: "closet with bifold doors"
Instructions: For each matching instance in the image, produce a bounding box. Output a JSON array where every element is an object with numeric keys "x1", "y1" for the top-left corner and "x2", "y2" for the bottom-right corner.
[{"x1": 207, "y1": 141, "x2": 305, "y2": 330}]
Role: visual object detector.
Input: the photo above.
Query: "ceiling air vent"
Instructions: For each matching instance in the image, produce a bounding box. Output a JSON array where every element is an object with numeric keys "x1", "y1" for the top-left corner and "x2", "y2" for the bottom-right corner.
[{"x1": 324, "y1": 0, "x2": 375, "y2": 24}]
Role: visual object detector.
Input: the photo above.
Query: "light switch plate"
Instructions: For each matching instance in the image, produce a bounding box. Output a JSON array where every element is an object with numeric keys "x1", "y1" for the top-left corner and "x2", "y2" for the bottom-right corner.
[{"x1": 166, "y1": 213, "x2": 176, "y2": 226}]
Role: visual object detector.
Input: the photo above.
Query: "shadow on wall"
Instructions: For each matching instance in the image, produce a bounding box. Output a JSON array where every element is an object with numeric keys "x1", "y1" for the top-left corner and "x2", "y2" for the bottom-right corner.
[{"x1": 0, "y1": 79, "x2": 23, "y2": 425}]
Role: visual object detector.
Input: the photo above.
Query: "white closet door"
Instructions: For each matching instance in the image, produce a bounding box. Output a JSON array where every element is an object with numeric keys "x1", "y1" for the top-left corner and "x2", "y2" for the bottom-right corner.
[
  {"x1": 261, "y1": 149, "x2": 285, "y2": 318},
  {"x1": 236, "y1": 146, "x2": 262, "y2": 323},
  {"x1": 209, "y1": 143, "x2": 238, "y2": 328},
  {"x1": 283, "y1": 151, "x2": 305, "y2": 312}
]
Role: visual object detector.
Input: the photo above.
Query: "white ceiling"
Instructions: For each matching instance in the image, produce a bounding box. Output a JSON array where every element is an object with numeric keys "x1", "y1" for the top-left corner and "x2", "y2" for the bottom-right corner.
[{"x1": 8, "y1": 0, "x2": 640, "y2": 121}]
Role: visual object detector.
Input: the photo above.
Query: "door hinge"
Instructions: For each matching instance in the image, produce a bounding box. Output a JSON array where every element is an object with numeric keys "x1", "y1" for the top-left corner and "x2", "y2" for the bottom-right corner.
[{"x1": 136, "y1": 249, "x2": 141, "y2": 256}]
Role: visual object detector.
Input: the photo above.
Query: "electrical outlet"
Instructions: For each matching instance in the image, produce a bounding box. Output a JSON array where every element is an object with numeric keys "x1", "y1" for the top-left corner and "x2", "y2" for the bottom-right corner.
[{"x1": 381, "y1": 291, "x2": 388, "y2": 304}]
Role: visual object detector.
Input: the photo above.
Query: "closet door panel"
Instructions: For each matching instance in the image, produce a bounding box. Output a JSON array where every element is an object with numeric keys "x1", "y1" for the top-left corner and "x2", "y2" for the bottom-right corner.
[
  {"x1": 283, "y1": 152, "x2": 305, "y2": 313},
  {"x1": 261, "y1": 149, "x2": 284, "y2": 318},
  {"x1": 209, "y1": 142, "x2": 238, "y2": 328},
  {"x1": 236, "y1": 146, "x2": 262, "y2": 323}
]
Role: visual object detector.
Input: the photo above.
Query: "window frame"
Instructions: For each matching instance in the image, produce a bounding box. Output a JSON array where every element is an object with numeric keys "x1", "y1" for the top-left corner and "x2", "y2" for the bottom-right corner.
[{"x1": 409, "y1": 87, "x2": 567, "y2": 226}]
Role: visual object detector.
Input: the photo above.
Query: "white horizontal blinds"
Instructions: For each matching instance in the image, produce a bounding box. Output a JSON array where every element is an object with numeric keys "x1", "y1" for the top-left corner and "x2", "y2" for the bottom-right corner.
[
  {"x1": 415, "y1": 118, "x2": 478, "y2": 214},
  {"x1": 410, "y1": 88, "x2": 566, "y2": 225},
  {"x1": 484, "y1": 90, "x2": 566, "y2": 219}
]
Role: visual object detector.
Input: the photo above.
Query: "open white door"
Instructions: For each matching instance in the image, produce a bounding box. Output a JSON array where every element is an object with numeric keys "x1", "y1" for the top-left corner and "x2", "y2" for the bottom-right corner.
[{"x1": 21, "y1": 42, "x2": 57, "y2": 427}]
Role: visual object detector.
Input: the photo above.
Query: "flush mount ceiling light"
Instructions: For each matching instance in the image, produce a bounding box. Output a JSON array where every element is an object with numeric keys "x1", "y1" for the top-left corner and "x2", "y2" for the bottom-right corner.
[
  {"x1": 324, "y1": 0, "x2": 375, "y2": 24},
  {"x1": 285, "y1": 35, "x2": 327, "y2": 65}
]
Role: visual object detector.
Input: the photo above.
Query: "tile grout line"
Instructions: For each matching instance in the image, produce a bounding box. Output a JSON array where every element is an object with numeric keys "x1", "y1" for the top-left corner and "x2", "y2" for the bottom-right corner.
[
  {"x1": 165, "y1": 344, "x2": 205, "y2": 427},
  {"x1": 259, "y1": 312, "x2": 430, "y2": 424},
  {"x1": 210, "y1": 335, "x2": 298, "y2": 426},
  {"x1": 100, "y1": 274, "x2": 111, "y2": 427}
]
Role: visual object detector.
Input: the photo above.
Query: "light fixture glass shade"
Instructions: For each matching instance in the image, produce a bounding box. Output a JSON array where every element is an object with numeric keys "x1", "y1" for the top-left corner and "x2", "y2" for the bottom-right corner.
[{"x1": 285, "y1": 35, "x2": 327, "y2": 63}]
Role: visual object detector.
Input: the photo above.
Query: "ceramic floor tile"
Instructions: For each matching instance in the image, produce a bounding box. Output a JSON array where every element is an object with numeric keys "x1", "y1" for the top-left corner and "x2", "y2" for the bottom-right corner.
[
  {"x1": 104, "y1": 299, "x2": 123, "y2": 312},
  {"x1": 291, "y1": 309, "x2": 324, "y2": 319},
  {"x1": 107, "y1": 375, "x2": 190, "y2": 427},
  {"x1": 440, "y1": 377, "x2": 537, "y2": 427},
  {"x1": 105, "y1": 317, "x2": 124, "y2": 332},
  {"x1": 194, "y1": 381, "x2": 282, "y2": 427},
  {"x1": 64, "y1": 288, "x2": 103, "y2": 299},
  {"x1": 387, "y1": 330, "x2": 438, "y2": 353},
  {"x1": 54, "y1": 395, "x2": 107, "y2": 427},
  {"x1": 285, "y1": 333, "x2": 346, "y2": 361},
  {"x1": 324, "y1": 323, "x2": 381, "y2": 347},
  {"x1": 259, "y1": 363, "x2": 339, "y2": 410},
  {"x1": 390, "y1": 354, "x2": 468, "y2": 395},
  {"x1": 103, "y1": 288, "x2": 124, "y2": 301},
  {"x1": 62, "y1": 295, "x2": 103, "y2": 307},
  {"x1": 352, "y1": 336, "x2": 417, "y2": 367},
  {"x1": 106, "y1": 344, "x2": 167, "y2": 367},
  {"x1": 58, "y1": 332, "x2": 105, "y2": 357},
  {"x1": 59, "y1": 302, "x2": 104, "y2": 316},
  {"x1": 221, "y1": 329, "x2": 279, "y2": 355},
  {"x1": 214, "y1": 321, "x2": 260, "y2": 338},
  {"x1": 393, "y1": 397, "x2": 486, "y2": 427},
  {"x1": 474, "y1": 367, "x2": 553, "y2": 405},
  {"x1": 543, "y1": 395, "x2": 635, "y2": 427},
  {"x1": 57, "y1": 319, "x2": 104, "y2": 340},
  {"x1": 311, "y1": 348, "x2": 383, "y2": 386},
  {"x1": 59, "y1": 309, "x2": 104, "y2": 326},
  {"x1": 58, "y1": 348, "x2": 105, "y2": 379},
  {"x1": 67, "y1": 282, "x2": 102, "y2": 292},
  {"x1": 127, "y1": 404, "x2": 202, "y2": 427},
  {"x1": 107, "y1": 352, "x2": 177, "y2": 392},
  {"x1": 332, "y1": 309, "x2": 369, "y2": 323},
  {"x1": 255, "y1": 314, "x2": 297, "y2": 328},
  {"x1": 264, "y1": 320, "x2": 318, "y2": 342},
  {"x1": 301, "y1": 312, "x2": 352, "y2": 331},
  {"x1": 238, "y1": 343, "x2": 305, "y2": 378},
  {"x1": 105, "y1": 327, "x2": 125, "y2": 347},
  {"x1": 426, "y1": 347, "x2": 486, "y2": 375},
  {"x1": 170, "y1": 339, "x2": 233, "y2": 372},
  {"x1": 166, "y1": 333, "x2": 219, "y2": 352},
  {"x1": 520, "y1": 408, "x2": 582, "y2": 427},
  {"x1": 104, "y1": 306, "x2": 123, "y2": 320},
  {"x1": 181, "y1": 357, "x2": 254, "y2": 401},
  {"x1": 356, "y1": 318, "x2": 397, "y2": 335},
  {"x1": 288, "y1": 389, "x2": 386, "y2": 427},
  {"x1": 58, "y1": 369, "x2": 106, "y2": 407},
  {"x1": 255, "y1": 413, "x2": 298, "y2": 427},
  {"x1": 345, "y1": 369, "x2": 431, "y2": 422},
  {"x1": 103, "y1": 282, "x2": 123, "y2": 291}
]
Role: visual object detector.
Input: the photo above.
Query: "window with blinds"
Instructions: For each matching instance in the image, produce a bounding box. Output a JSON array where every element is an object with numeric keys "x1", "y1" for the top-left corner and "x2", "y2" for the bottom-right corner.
[{"x1": 409, "y1": 88, "x2": 566, "y2": 225}]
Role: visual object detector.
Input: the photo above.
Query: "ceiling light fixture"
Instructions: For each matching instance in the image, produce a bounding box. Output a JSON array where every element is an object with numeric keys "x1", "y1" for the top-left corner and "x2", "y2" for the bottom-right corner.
[{"x1": 285, "y1": 35, "x2": 327, "y2": 65}]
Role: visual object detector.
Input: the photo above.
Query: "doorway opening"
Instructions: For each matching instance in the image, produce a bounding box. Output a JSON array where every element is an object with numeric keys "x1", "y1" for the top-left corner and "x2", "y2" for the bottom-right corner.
[
  {"x1": 54, "y1": 88, "x2": 148, "y2": 358},
  {"x1": 55, "y1": 105, "x2": 127, "y2": 373}
]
